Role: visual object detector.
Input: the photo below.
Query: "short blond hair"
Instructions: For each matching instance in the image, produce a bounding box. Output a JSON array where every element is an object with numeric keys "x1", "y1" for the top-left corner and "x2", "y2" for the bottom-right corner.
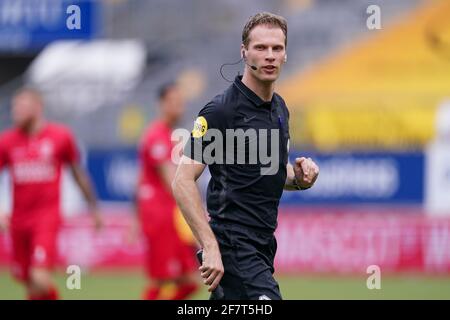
[{"x1": 242, "y1": 12, "x2": 288, "y2": 48}]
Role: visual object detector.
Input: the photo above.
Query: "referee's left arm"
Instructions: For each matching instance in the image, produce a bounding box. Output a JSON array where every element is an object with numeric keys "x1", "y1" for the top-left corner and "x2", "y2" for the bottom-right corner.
[{"x1": 284, "y1": 157, "x2": 319, "y2": 191}]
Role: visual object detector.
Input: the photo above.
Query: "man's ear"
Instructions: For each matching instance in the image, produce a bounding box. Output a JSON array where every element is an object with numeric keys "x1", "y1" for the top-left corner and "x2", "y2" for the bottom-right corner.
[{"x1": 240, "y1": 44, "x2": 245, "y2": 59}]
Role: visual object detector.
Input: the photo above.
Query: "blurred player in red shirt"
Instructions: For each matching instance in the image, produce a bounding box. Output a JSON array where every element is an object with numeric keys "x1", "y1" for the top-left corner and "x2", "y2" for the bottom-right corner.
[
  {"x1": 0, "y1": 88, "x2": 102, "y2": 300},
  {"x1": 133, "y1": 82, "x2": 199, "y2": 300}
]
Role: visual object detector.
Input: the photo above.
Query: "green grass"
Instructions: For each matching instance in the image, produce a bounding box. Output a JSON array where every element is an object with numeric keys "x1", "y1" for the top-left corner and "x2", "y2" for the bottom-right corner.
[{"x1": 1, "y1": 269, "x2": 449, "y2": 300}]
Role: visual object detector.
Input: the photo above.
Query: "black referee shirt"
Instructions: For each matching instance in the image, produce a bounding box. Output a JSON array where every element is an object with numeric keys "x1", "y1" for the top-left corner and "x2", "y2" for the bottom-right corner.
[{"x1": 184, "y1": 75, "x2": 290, "y2": 232}]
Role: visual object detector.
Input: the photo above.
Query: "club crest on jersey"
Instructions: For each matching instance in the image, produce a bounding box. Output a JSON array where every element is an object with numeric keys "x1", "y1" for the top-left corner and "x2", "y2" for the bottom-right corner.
[
  {"x1": 40, "y1": 139, "x2": 54, "y2": 159},
  {"x1": 192, "y1": 116, "x2": 208, "y2": 138}
]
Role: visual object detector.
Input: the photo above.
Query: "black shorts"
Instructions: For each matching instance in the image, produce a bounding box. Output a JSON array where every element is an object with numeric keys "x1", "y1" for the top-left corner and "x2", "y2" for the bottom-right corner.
[{"x1": 210, "y1": 220, "x2": 282, "y2": 300}]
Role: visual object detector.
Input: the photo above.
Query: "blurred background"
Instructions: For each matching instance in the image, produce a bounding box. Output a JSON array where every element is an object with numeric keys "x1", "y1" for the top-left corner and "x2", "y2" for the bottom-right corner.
[{"x1": 1, "y1": 0, "x2": 450, "y2": 299}]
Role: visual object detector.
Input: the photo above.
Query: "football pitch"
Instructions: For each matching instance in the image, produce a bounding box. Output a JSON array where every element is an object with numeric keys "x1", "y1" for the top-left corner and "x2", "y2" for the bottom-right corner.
[{"x1": 1, "y1": 269, "x2": 449, "y2": 300}]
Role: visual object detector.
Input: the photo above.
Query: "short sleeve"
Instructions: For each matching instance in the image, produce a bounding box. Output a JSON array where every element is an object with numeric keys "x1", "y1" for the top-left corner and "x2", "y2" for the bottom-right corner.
[
  {"x1": 183, "y1": 102, "x2": 225, "y2": 164},
  {"x1": 62, "y1": 128, "x2": 80, "y2": 164}
]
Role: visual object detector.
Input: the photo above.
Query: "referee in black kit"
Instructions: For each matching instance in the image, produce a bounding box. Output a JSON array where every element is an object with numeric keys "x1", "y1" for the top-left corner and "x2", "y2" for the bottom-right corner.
[{"x1": 172, "y1": 12, "x2": 319, "y2": 300}]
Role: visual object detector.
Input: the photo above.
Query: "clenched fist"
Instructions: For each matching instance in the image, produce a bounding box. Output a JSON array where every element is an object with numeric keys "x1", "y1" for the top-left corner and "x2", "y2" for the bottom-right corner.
[{"x1": 294, "y1": 157, "x2": 319, "y2": 189}]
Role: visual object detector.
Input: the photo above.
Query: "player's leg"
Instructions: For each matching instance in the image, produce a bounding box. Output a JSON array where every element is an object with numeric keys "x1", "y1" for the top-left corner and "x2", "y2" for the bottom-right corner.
[
  {"x1": 172, "y1": 275, "x2": 199, "y2": 300},
  {"x1": 10, "y1": 226, "x2": 33, "y2": 297},
  {"x1": 142, "y1": 231, "x2": 178, "y2": 300},
  {"x1": 171, "y1": 208, "x2": 200, "y2": 300},
  {"x1": 143, "y1": 233, "x2": 199, "y2": 299},
  {"x1": 232, "y1": 230, "x2": 281, "y2": 300},
  {"x1": 139, "y1": 202, "x2": 169, "y2": 299},
  {"x1": 209, "y1": 223, "x2": 247, "y2": 299},
  {"x1": 28, "y1": 267, "x2": 58, "y2": 300},
  {"x1": 171, "y1": 244, "x2": 199, "y2": 300},
  {"x1": 140, "y1": 213, "x2": 165, "y2": 299},
  {"x1": 143, "y1": 278, "x2": 163, "y2": 300},
  {"x1": 210, "y1": 222, "x2": 282, "y2": 300},
  {"x1": 27, "y1": 226, "x2": 59, "y2": 300}
]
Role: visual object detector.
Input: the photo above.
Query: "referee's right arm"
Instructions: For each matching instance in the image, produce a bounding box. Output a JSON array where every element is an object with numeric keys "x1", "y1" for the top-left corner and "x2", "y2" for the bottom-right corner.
[{"x1": 172, "y1": 155, "x2": 224, "y2": 292}]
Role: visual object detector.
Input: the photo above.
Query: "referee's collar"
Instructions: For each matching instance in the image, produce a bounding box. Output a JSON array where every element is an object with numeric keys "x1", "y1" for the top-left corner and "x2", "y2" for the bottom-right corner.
[{"x1": 233, "y1": 75, "x2": 274, "y2": 108}]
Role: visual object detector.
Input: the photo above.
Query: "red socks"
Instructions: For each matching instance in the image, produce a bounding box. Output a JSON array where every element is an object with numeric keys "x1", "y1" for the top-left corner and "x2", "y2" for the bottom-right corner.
[
  {"x1": 143, "y1": 286, "x2": 160, "y2": 300},
  {"x1": 172, "y1": 283, "x2": 199, "y2": 300},
  {"x1": 143, "y1": 283, "x2": 198, "y2": 300},
  {"x1": 28, "y1": 286, "x2": 59, "y2": 300}
]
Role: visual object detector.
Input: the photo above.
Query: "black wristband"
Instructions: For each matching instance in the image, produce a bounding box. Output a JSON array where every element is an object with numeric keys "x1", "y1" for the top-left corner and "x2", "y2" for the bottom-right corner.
[{"x1": 293, "y1": 177, "x2": 311, "y2": 190}]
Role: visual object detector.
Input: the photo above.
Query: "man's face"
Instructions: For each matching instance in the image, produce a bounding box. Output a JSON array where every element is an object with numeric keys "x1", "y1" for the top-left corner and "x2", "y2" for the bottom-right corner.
[
  {"x1": 12, "y1": 92, "x2": 42, "y2": 129},
  {"x1": 242, "y1": 24, "x2": 286, "y2": 83},
  {"x1": 161, "y1": 86, "x2": 185, "y2": 124}
]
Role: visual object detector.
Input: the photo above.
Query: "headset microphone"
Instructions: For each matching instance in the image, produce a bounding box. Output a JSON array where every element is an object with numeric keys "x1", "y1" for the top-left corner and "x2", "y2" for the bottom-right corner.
[
  {"x1": 218, "y1": 52, "x2": 257, "y2": 82},
  {"x1": 243, "y1": 52, "x2": 257, "y2": 70},
  {"x1": 247, "y1": 63, "x2": 258, "y2": 71}
]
